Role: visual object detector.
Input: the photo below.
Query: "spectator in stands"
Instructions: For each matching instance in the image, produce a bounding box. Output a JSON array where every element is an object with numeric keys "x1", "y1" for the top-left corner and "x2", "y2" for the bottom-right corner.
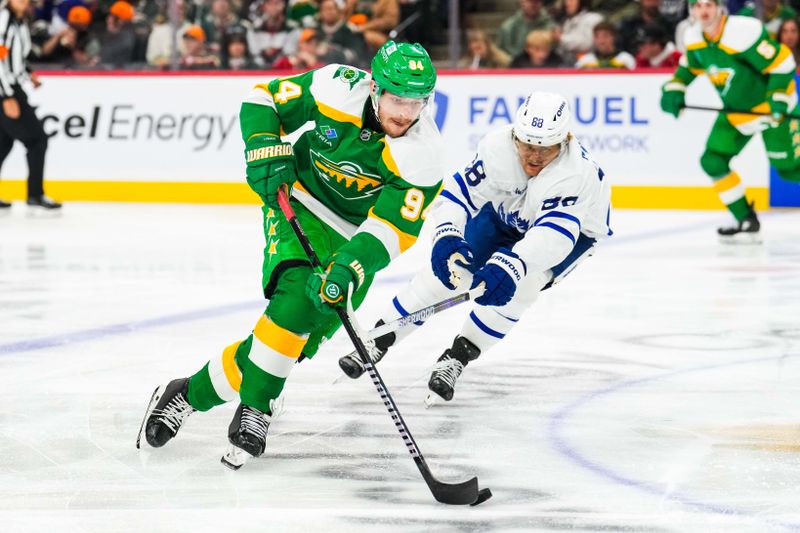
[
  {"x1": 346, "y1": 0, "x2": 400, "y2": 50},
  {"x1": 95, "y1": 1, "x2": 137, "y2": 67},
  {"x1": 460, "y1": 28, "x2": 511, "y2": 69},
  {"x1": 180, "y1": 24, "x2": 220, "y2": 69},
  {"x1": 36, "y1": 5, "x2": 94, "y2": 66},
  {"x1": 221, "y1": 25, "x2": 257, "y2": 69},
  {"x1": 287, "y1": 0, "x2": 318, "y2": 29},
  {"x1": 552, "y1": 0, "x2": 603, "y2": 64},
  {"x1": 659, "y1": 0, "x2": 687, "y2": 29},
  {"x1": 200, "y1": 0, "x2": 240, "y2": 53},
  {"x1": 739, "y1": 0, "x2": 797, "y2": 38},
  {"x1": 247, "y1": 0, "x2": 301, "y2": 67},
  {"x1": 635, "y1": 22, "x2": 681, "y2": 68},
  {"x1": 617, "y1": 0, "x2": 673, "y2": 55},
  {"x1": 317, "y1": 0, "x2": 368, "y2": 67},
  {"x1": 497, "y1": 0, "x2": 555, "y2": 58},
  {"x1": 591, "y1": 0, "x2": 637, "y2": 24},
  {"x1": 273, "y1": 27, "x2": 340, "y2": 69},
  {"x1": 778, "y1": 17, "x2": 800, "y2": 64},
  {"x1": 511, "y1": 29, "x2": 564, "y2": 67},
  {"x1": 575, "y1": 20, "x2": 635, "y2": 68},
  {"x1": 147, "y1": 0, "x2": 191, "y2": 67}
]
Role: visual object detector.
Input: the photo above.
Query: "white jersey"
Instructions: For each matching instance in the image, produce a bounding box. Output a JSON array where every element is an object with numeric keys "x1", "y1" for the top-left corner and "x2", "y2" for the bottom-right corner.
[{"x1": 435, "y1": 124, "x2": 613, "y2": 274}]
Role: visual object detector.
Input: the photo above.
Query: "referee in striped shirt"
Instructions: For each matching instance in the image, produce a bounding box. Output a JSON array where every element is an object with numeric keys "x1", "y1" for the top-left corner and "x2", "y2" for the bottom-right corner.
[{"x1": 0, "y1": 0, "x2": 60, "y2": 209}]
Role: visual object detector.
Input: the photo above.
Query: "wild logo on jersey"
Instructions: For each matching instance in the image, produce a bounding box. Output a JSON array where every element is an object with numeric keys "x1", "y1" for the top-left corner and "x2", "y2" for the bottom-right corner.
[
  {"x1": 333, "y1": 66, "x2": 366, "y2": 89},
  {"x1": 707, "y1": 65, "x2": 736, "y2": 95},
  {"x1": 310, "y1": 149, "x2": 383, "y2": 200}
]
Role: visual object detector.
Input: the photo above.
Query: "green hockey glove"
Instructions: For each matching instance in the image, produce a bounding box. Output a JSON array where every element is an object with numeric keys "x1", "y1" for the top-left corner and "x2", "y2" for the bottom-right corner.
[
  {"x1": 768, "y1": 92, "x2": 791, "y2": 123},
  {"x1": 305, "y1": 253, "x2": 364, "y2": 314},
  {"x1": 660, "y1": 82, "x2": 686, "y2": 118},
  {"x1": 244, "y1": 139, "x2": 298, "y2": 208}
]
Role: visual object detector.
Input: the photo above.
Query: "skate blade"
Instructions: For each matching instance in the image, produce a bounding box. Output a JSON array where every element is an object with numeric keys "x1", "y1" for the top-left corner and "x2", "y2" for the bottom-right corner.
[
  {"x1": 135, "y1": 385, "x2": 162, "y2": 449},
  {"x1": 220, "y1": 445, "x2": 254, "y2": 471},
  {"x1": 331, "y1": 374, "x2": 348, "y2": 385},
  {"x1": 719, "y1": 232, "x2": 762, "y2": 245},
  {"x1": 424, "y1": 393, "x2": 437, "y2": 409}
]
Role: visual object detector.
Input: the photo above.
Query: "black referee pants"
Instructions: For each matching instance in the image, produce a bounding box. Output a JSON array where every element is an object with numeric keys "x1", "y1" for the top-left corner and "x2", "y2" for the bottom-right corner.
[{"x1": 0, "y1": 85, "x2": 47, "y2": 199}]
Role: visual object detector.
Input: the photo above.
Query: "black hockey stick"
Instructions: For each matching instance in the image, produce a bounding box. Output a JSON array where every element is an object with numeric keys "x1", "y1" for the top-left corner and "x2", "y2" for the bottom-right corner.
[
  {"x1": 683, "y1": 104, "x2": 800, "y2": 120},
  {"x1": 276, "y1": 185, "x2": 490, "y2": 506}
]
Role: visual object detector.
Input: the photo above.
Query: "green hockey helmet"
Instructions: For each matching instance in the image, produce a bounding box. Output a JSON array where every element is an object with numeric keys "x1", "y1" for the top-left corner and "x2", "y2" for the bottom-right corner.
[{"x1": 370, "y1": 41, "x2": 437, "y2": 101}]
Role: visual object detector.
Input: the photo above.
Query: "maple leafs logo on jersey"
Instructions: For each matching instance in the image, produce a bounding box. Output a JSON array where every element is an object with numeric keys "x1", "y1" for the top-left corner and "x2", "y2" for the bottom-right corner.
[
  {"x1": 310, "y1": 149, "x2": 383, "y2": 200},
  {"x1": 706, "y1": 65, "x2": 735, "y2": 96},
  {"x1": 497, "y1": 204, "x2": 530, "y2": 233}
]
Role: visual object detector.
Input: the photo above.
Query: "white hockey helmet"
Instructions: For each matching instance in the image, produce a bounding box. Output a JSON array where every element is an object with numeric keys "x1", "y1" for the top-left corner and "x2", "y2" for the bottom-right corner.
[{"x1": 512, "y1": 91, "x2": 571, "y2": 147}]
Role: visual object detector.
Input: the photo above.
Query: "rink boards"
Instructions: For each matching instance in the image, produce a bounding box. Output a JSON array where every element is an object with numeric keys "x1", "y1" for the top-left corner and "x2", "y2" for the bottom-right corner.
[{"x1": 0, "y1": 69, "x2": 781, "y2": 208}]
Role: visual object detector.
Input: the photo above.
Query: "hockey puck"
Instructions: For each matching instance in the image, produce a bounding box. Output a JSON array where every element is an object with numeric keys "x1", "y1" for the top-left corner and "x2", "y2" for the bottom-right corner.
[{"x1": 470, "y1": 488, "x2": 492, "y2": 506}]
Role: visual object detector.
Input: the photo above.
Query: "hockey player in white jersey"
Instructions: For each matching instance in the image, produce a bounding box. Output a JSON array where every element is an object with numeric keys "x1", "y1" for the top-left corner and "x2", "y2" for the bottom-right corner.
[{"x1": 339, "y1": 91, "x2": 613, "y2": 402}]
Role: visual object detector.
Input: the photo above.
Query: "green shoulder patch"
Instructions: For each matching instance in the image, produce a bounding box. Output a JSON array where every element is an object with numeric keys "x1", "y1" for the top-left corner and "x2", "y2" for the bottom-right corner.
[{"x1": 333, "y1": 66, "x2": 367, "y2": 90}]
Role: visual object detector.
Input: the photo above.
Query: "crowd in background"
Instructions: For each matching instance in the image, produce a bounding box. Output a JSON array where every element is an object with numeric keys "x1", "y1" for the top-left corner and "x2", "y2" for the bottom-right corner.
[
  {"x1": 464, "y1": 0, "x2": 800, "y2": 70},
  {"x1": 17, "y1": 0, "x2": 800, "y2": 70}
]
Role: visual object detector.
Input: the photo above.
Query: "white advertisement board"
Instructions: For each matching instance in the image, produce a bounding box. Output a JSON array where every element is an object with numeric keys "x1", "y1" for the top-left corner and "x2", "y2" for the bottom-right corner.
[{"x1": 2, "y1": 70, "x2": 767, "y2": 188}]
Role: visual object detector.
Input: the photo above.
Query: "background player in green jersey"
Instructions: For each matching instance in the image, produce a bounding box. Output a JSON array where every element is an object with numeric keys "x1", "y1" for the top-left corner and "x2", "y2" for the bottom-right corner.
[
  {"x1": 661, "y1": 0, "x2": 800, "y2": 242},
  {"x1": 137, "y1": 41, "x2": 444, "y2": 469}
]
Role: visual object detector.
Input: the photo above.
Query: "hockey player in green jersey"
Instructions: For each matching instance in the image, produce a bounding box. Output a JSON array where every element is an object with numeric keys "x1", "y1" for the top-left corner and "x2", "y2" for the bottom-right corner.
[
  {"x1": 660, "y1": 0, "x2": 800, "y2": 242},
  {"x1": 136, "y1": 41, "x2": 443, "y2": 469}
]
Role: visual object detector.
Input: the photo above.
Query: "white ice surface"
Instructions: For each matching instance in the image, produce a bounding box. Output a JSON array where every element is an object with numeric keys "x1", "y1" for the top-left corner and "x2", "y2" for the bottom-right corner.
[{"x1": 2, "y1": 203, "x2": 800, "y2": 532}]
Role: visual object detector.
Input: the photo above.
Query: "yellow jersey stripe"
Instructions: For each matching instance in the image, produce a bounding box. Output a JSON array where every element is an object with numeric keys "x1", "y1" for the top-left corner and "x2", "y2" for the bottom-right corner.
[
  {"x1": 726, "y1": 102, "x2": 771, "y2": 126},
  {"x1": 253, "y1": 315, "x2": 306, "y2": 358},
  {"x1": 367, "y1": 208, "x2": 417, "y2": 253},
  {"x1": 317, "y1": 101, "x2": 362, "y2": 128},
  {"x1": 254, "y1": 84, "x2": 273, "y2": 95},
  {"x1": 763, "y1": 44, "x2": 794, "y2": 73},
  {"x1": 713, "y1": 171, "x2": 742, "y2": 193},
  {"x1": 221, "y1": 341, "x2": 243, "y2": 392},
  {"x1": 380, "y1": 141, "x2": 401, "y2": 176}
]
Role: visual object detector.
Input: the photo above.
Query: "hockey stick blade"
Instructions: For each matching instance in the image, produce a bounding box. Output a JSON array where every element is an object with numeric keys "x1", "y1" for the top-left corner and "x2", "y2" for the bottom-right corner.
[{"x1": 418, "y1": 460, "x2": 481, "y2": 505}]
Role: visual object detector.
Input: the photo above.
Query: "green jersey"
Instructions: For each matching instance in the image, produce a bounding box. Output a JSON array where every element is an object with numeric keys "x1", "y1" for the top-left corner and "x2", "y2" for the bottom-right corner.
[
  {"x1": 240, "y1": 63, "x2": 443, "y2": 279},
  {"x1": 668, "y1": 15, "x2": 797, "y2": 134}
]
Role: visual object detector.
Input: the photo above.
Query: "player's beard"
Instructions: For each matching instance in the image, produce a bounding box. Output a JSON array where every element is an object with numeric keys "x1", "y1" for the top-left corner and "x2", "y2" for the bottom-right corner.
[{"x1": 379, "y1": 113, "x2": 415, "y2": 138}]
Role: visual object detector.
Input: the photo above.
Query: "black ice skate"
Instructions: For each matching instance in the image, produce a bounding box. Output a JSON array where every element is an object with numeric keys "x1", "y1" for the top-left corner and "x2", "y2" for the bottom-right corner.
[
  {"x1": 137, "y1": 377, "x2": 196, "y2": 449},
  {"x1": 426, "y1": 336, "x2": 481, "y2": 407},
  {"x1": 718, "y1": 203, "x2": 761, "y2": 244},
  {"x1": 338, "y1": 320, "x2": 396, "y2": 379},
  {"x1": 221, "y1": 400, "x2": 282, "y2": 470},
  {"x1": 26, "y1": 195, "x2": 62, "y2": 210}
]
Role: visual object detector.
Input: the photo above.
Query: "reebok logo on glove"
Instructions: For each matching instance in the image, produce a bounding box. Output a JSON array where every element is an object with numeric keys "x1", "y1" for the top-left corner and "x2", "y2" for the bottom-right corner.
[{"x1": 246, "y1": 144, "x2": 293, "y2": 163}]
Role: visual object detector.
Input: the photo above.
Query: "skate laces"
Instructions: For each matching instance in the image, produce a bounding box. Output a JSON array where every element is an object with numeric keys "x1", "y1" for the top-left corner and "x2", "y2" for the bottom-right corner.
[
  {"x1": 240, "y1": 397, "x2": 284, "y2": 439},
  {"x1": 240, "y1": 407, "x2": 269, "y2": 440},
  {"x1": 431, "y1": 356, "x2": 464, "y2": 388},
  {"x1": 347, "y1": 339, "x2": 384, "y2": 366},
  {"x1": 154, "y1": 394, "x2": 194, "y2": 434}
]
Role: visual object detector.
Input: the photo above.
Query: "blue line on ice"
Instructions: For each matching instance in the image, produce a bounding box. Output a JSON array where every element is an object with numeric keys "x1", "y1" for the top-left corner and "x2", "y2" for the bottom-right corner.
[{"x1": 547, "y1": 354, "x2": 800, "y2": 531}]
